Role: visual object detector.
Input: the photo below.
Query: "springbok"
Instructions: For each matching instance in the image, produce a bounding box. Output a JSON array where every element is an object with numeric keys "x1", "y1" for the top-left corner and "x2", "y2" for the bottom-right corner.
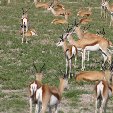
[
  {"x1": 79, "y1": 17, "x2": 92, "y2": 25},
  {"x1": 62, "y1": 23, "x2": 113, "y2": 70},
  {"x1": 47, "y1": 2, "x2": 71, "y2": 20},
  {"x1": 56, "y1": 36, "x2": 77, "y2": 78},
  {"x1": 101, "y1": 0, "x2": 108, "y2": 18},
  {"x1": 35, "y1": 74, "x2": 68, "y2": 113},
  {"x1": 29, "y1": 63, "x2": 45, "y2": 113},
  {"x1": 21, "y1": 28, "x2": 37, "y2": 43},
  {"x1": 77, "y1": 7, "x2": 92, "y2": 17},
  {"x1": 102, "y1": 1, "x2": 113, "y2": 26},
  {"x1": 95, "y1": 80, "x2": 113, "y2": 113},
  {"x1": 95, "y1": 61, "x2": 113, "y2": 113},
  {"x1": 51, "y1": 18, "x2": 68, "y2": 24},
  {"x1": 34, "y1": 0, "x2": 49, "y2": 9},
  {"x1": 21, "y1": 8, "x2": 29, "y2": 32},
  {"x1": 75, "y1": 70, "x2": 112, "y2": 82}
]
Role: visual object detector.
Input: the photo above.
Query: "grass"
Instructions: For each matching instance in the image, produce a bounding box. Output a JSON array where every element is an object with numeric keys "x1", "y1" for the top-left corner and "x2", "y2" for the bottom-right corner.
[{"x1": 0, "y1": 0, "x2": 113, "y2": 113}]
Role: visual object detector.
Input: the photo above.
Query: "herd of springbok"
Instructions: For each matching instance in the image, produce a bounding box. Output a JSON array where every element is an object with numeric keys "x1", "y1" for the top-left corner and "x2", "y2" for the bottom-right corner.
[{"x1": 18, "y1": 0, "x2": 113, "y2": 113}]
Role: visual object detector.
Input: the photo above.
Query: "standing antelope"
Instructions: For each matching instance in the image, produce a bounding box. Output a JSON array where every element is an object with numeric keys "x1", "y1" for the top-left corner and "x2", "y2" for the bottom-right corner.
[
  {"x1": 35, "y1": 74, "x2": 68, "y2": 113},
  {"x1": 62, "y1": 24, "x2": 112, "y2": 70},
  {"x1": 95, "y1": 61, "x2": 113, "y2": 113},
  {"x1": 101, "y1": 0, "x2": 108, "y2": 18},
  {"x1": 21, "y1": 8, "x2": 29, "y2": 32},
  {"x1": 56, "y1": 36, "x2": 77, "y2": 78},
  {"x1": 29, "y1": 63, "x2": 45, "y2": 113},
  {"x1": 102, "y1": 1, "x2": 113, "y2": 26},
  {"x1": 95, "y1": 80, "x2": 113, "y2": 113}
]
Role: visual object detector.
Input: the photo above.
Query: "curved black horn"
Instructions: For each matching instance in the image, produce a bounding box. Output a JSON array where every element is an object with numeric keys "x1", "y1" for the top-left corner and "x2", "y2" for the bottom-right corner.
[
  {"x1": 22, "y1": 8, "x2": 25, "y2": 14},
  {"x1": 33, "y1": 61, "x2": 38, "y2": 73},
  {"x1": 39, "y1": 63, "x2": 45, "y2": 73}
]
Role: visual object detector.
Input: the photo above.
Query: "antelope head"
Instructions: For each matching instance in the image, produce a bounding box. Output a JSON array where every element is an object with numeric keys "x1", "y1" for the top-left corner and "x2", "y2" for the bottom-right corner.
[
  {"x1": 47, "y1": 2, "x2": 54, "y2": 10},
  {"x1": 56, "y1": 35, "x2": 64, "y2": 46},
  {"x1": 32, "y1": 61, "x2": 45, "y2": 81}
]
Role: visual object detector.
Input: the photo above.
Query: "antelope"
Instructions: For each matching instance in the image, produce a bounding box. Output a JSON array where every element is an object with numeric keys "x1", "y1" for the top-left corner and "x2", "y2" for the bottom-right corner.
[
  {"x1": 35, "y1": 73, "x2": 68, "y2": 113},
  {"x1": 79, "y1": 17, "x2": 92, "y2": 25},
  {"x1": 95, "y1": 61, "x2": 113, "y2": 113},
  {"x1": 51, "y1": 18, "x2": 68, "y2": 24},
  {"x1": 62, "y1": 22, "x2": 113, "y2": 70},
  {"x1": 75, "y1": 70, "x2": 112, "y2": 82},
  {"x1": 21, "y1": 28, "x2": 37, "y2": 43},
  {"x1": 21, "y1": 8, "x2": 29, "y2": 32},
  {"x1": 95, "y1": 80, "x2": 113, "y2": 113},
  {"x1": 47, "y1": 2, "x2": 71, "y2": 20},
  {"x1": 102, "y1": 1, "x2": 113, "y2": 27},
  {"x1": 56, "y1": 36, "x2": 77, "y2": 78},
  {"x1": 29, "y1": 63, "x2": 45, "y2": 113},
  {"x1": 77, "y1": 7, "x2": 92, "y2": 17},
  {"x1": 34, "y1": 0, "x2": 49, "y2": 9},
  {"x1": 101, "y1": 0, "x2": 108, "y2": 18}
]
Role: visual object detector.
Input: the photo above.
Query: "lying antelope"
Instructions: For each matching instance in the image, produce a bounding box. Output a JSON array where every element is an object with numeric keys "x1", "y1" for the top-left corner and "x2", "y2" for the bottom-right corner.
[
  {"x1": 79, "y1": 17, "x2": 92, "y2": 25},
  {"x1": 35, "y1": 74, "x2": 68, "y2": 113},
  {"x1": 62, "y1": 23, "x2": 113, "y2": 70},
  {"x1": 95, "y1": 80, "x2": 113, "y2": 113},
  {"x1": 21, "y1": 28, "x2": 37, "y2": 43},
  {"x1": 102, "y1": 1, "x2": 113, "y2": 27},
  {"x1": 56, "y1": 36, "x2": 77, "y2": 78},
  {"x1": 75, "y1": 70, "x2": 112, "y2": 82},
  {"x1": 51, "y1": 18, "x2": 68, "y2": 24},
  {"x1": 101, "y1": 0, "x2": 108, "y2": 18},
  {"x1": 34, "y1": 0, "x2": 49, "y2": 9},
  {"x1": 47, "y1": 2, "x2": 71, "y2": 20},
  {"x1": 77, "y1": 7, "x2": 92, "y2": 17}
]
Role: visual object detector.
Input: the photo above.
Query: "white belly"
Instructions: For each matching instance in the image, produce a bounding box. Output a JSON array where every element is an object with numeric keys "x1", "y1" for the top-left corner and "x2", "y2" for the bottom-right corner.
[
  {"x1": 36, "y1": 87, "x2": 42, "y2": 102},
  {"x1": 49, "y1": 95, "x2": 58, "y2": 106},
  {"x1": 85, "y1": 44, "x2": 100, "y2": 51}
]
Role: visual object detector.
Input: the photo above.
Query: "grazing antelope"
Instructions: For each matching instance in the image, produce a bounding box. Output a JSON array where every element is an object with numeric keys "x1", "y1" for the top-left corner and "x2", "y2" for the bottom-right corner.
[
  {"x1": 77, "y1": 7, "x2": 92, "y2": 17},
  {"x1": 35, "y1": 74, "x2": 68, "y2": 113},
  {"x1": 62, "y1": 22, "x2": 113, "y2": 70},
  {"x1": 101, "y1": 0, "x2": 108, "y2": 18},
  {"x1": 29, "y1": 63, "x2": 45, "y2": 113},
  {"x1": 21, "y1": 28, "x2": 37, "y2": 43},
  {"x1": 102, "y1": 1, "x2": 113, "y2": 27},
  {"x1": 34, "y1": 0, "x2": 49, "y2": 9},
  {"x1": 56, "y1": 36, "x2": 77, "y2": 78}
]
